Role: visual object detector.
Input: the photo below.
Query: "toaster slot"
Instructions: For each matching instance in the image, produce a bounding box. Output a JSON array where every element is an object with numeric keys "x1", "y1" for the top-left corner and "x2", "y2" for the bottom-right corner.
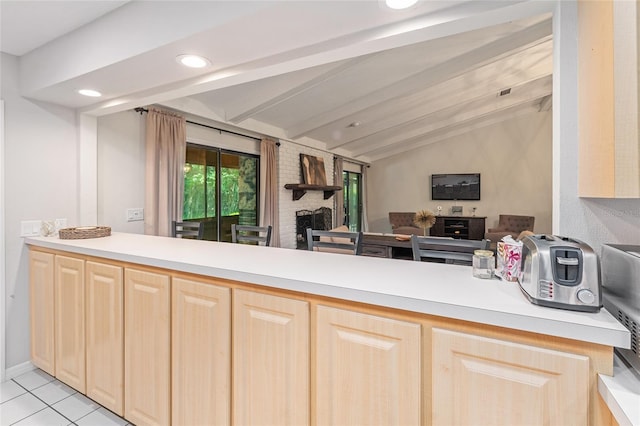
[{"x1": 551, "y1": 247, "x2": 582, "y2": 286}]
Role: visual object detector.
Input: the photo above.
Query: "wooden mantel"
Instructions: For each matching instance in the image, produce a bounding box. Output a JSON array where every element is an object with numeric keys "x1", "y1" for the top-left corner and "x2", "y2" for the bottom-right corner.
[{"x1": 284, "y1": 184, "x2": 342, "y2": 200}]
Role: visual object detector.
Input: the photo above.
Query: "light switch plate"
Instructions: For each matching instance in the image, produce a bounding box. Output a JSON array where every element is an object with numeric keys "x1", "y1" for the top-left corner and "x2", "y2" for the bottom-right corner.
[
  {"x1": 21, "y1": 220, "x2": 42, "y2": 237},
  {"x1": 126, "y1": 208, "x2": 144, "y2": 222}
]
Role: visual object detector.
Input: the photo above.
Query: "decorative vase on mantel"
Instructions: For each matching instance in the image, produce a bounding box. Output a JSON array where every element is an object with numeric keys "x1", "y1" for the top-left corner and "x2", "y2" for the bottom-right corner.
[{"x1": 414, "y1": 209, "x2": 437, "y2": 236}]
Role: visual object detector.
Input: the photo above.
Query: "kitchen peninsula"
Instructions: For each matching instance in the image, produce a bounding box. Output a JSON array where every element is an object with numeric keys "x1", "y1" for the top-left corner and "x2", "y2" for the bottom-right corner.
[{"x1": 26, "y1": 233, "x2": 630, "y2": 425}]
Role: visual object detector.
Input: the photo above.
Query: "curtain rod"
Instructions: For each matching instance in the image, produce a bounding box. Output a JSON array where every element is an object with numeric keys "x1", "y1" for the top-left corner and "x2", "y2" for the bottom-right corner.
[
  {"x1": 134, "y1": 107, "x2": 278, "y2": 145},
  {"x1": 134, "y1": 108, "x2": 370, "y2": 163}
]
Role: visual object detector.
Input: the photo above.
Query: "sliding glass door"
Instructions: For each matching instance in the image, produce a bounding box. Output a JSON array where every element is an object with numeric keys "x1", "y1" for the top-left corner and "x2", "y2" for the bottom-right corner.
[
  {"x1": 343, "y1": 171, "x2": 362, "y2": 232},
  {"x1": 183, "y1": 144, "x2": 259, "y2": 241}
]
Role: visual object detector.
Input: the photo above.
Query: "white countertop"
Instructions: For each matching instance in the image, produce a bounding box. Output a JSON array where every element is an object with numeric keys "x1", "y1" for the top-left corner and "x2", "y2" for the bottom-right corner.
[
  {"x1": 25, "y1": 232, "x2": 630, "y2": 348},
  {"x1": 598, "y1": 354, "x2": 640, "y2": 426}
]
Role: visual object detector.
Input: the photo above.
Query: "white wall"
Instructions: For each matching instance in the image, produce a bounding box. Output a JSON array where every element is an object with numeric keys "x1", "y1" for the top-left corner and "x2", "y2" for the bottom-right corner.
[
  {"x1": 1, "y1": 53, "x2": 79, "y2": 370},
  {"x1": 97, "y1": 111, "x2": 146, "y2": 233},
  {"x1": 367, "y1": 110, "x2": 552, "y2": 235}
]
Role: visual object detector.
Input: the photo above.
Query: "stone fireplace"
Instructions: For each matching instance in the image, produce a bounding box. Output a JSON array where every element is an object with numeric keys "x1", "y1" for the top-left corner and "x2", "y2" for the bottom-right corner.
[{"x1": 296, "y1": 207, "x2": 332, "y2": 249}]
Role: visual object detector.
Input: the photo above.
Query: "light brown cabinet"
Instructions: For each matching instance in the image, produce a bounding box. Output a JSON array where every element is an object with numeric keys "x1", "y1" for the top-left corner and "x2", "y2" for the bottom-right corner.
[
  {"x1": 171, "y1": 277, "x2": 230, "y2": 426},
  {"x1": 578, "y1": 0, "x2": 640, "y2": 198},
  {"x1": 233, "y1": 289, "x2": 309, "y2": 425},
  {"x1": 29, "y1": 250, "x2": 55, "y2": 376},
  {"x1": 29, "y1": 248, "x2": 614, "y2": 425},
  {"x1": 315, "y1": 305, "x2": 421, "y2": 425},
  {"x1": 432, "y1": 328, "x2": 589, "y2": 425},
  {"x1": 85, "y1": 261, "x2": 124, "y2": 416},
  {"x1": 124, "y1": 268, "x2": 170, "y2": 426},
  {"x1": 54, "y1": 255, "x2": 85, "y2": 393}
]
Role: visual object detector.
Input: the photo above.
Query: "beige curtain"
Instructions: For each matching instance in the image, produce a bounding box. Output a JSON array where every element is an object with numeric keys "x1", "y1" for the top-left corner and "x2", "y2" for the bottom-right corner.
[
  {"x1": 144, "y1": 107, "x2": 186, "y2": 236},
  {"x1": 361, "y1": 165, "x2": 370, "y2": 232},
  {"x1": 333, "y1": 157, "x2": 344, "y2": 228},
  {"x1": 260, "y1": 138, "x2": 280, "y2": 247}
]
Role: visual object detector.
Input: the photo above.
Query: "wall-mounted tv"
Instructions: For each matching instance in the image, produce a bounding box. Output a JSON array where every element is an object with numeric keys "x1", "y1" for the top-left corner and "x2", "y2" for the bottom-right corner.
[{"x1": 431, "y1": 173, "x2": 481, "y2": 201}]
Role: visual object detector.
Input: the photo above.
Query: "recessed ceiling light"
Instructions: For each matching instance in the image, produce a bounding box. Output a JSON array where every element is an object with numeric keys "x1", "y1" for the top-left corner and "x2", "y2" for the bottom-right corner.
[
  {"x1": 176, "y1": 54, "x2": 212, "y2": 68},
  {"x1": 78, "y1": 89, "x2": 102, "y2": 97},
  {"x1": 385, "y1": 0, "x2": 418, "y2": 10}
]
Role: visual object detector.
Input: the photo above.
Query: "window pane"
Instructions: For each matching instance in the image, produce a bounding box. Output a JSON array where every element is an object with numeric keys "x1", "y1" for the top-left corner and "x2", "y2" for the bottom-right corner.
[
  {"x1": 184, "y1": 144, "x2": 258, "y2": 242},
  {"x1": 206, "y1": 165, "x2": 216, "y2": 218},
  {"x1": 343, "y1": 171, "x2": 362, "y2": 232},
  {"x1": 183, "y1": 163, "x2": 205, "y2": 219}
]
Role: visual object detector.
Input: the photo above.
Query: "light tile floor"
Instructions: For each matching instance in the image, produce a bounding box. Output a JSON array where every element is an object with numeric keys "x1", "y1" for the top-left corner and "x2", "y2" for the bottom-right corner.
[{"x1": 0, "y1": 370, "x2": 131, "y2": 426}]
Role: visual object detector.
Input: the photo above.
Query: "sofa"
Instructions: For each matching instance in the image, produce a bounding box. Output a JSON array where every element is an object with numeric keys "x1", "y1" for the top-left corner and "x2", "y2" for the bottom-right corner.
[{"x1": 388, "y1": 212, "x2": 422, "y2": 235}]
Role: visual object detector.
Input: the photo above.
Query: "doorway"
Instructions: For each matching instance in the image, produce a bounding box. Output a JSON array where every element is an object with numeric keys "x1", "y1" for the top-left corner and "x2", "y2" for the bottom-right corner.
[{"x1": 343, "y1": 171, "x2": 362, "y2": 232}]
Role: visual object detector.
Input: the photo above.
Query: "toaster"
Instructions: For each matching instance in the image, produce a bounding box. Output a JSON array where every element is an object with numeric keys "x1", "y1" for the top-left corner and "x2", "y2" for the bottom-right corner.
[{"x1": 518, "y1": 234, "x2": 601, "y2": 312}]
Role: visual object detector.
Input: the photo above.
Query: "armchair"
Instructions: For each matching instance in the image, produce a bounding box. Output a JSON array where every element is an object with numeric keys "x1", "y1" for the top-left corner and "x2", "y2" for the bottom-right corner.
[
  {"x1": 388, "y1": 212, "x2": 422, "y2": 235},
  {"x1": 485, "y1": 215, "x2": 535, "y2": 247}
]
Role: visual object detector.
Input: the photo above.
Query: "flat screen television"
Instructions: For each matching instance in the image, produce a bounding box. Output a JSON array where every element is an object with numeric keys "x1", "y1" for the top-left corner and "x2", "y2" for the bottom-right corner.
[{"x1": 431, "y1": 173, "x2": 481, "y2": 201}]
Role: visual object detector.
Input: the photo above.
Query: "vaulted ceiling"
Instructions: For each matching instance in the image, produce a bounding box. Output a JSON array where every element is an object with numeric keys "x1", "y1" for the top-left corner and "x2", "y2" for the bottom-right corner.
[{"x1": 0, "y1": 1, "x2": 554, "y2": 162}]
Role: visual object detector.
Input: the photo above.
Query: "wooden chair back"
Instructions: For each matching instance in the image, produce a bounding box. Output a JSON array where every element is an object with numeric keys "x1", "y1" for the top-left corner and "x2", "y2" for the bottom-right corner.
[
  {"x1": 410, "y1": 235, "x2": 490, "y2": 265},
  {"x1": 306, "y1": 228, "x2": 363, "y2": 255},
  {"x1": 231, "y1": 224, "x2": 272, "y2": 246},
  {"x1": 172, "y1": 221, "x2": 204, "y2": 240}
]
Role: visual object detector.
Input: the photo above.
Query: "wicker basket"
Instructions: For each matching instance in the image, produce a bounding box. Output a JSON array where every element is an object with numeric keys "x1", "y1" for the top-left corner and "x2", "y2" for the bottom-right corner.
[{"x1": 59, "y1": 226, "x2": 111, "y2": 240}]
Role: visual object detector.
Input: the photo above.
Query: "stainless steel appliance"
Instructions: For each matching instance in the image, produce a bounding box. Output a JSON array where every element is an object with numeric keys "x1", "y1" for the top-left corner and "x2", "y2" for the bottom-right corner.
[
  {"x1": 601, "y1": 244, "x2": 640, "y2": 373},
  {"x1": 518, "y1": 235, "x2": 601, "y2": 312}
]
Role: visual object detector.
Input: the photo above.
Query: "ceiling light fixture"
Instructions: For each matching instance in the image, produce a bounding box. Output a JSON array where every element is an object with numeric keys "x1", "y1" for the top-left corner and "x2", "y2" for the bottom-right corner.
[
  {"x1": 176, "y1": 54, "x2": 212, "y2": 69},
  {"x1": 78, "y1": 89, "x2": 102, "y2": 97},
  {"x1": 385, "y1": 0, "x2": 419, "y2": 10}
]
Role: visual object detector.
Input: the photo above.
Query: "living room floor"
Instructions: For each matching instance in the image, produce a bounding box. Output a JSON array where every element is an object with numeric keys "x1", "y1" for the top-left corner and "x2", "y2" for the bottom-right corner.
[{"x1": 0, "y1": 369, "x2": 129, "y2": 426}]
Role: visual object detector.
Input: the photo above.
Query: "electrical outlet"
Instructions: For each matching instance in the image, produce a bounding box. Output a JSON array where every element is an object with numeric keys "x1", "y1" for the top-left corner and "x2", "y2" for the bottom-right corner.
[
  {"x1": 126, "y1": 208, "x2": 144, "y2": 222},
  {"x1": 21, "y1": 220, "x2": 42, "y2": 237}
]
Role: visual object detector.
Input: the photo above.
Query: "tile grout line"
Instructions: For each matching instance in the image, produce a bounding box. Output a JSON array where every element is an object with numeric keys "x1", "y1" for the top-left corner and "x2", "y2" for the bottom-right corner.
[
  {"x1": 5, "y1": 372, "x2": 130, "y2": 426},
  {"x1": 5, "y1": 378, "x2": 82, "y2": 426},
  {"x1": 5, "y1": 379, "x2": 50, "y2": 426}
]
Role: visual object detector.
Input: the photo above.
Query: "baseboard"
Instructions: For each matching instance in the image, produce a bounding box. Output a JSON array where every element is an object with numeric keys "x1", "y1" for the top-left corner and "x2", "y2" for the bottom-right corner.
[{"x1": 5, "y1": 361, "x2": 35, "y2": 380}]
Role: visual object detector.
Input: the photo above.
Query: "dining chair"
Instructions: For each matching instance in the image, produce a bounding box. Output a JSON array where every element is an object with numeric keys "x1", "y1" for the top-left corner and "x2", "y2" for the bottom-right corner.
[
  {"x1": 171, "y1": 221, "x2": 204, "y2": 239},
  {"x1": 231, "y1": 224, "x2": 272, "y2": 246},
  {"x1": 306, "y1": 228, "x2": 363, "y2": 255},
  {"x1": 410, "y1": 235, "x2": 490, "y2": 265}
]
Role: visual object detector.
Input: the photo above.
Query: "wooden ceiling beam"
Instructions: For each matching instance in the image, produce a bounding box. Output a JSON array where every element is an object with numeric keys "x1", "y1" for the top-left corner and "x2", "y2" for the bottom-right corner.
[
  {"x1": 227, "y1": 55, "x2": 374, "y2": 123},
  {"x1": 364, "y1": 102, "x2": 541, "y2": 161},
  {"x1": 285, "y1": 18, "x2": 552, "y2": 140},
  {"x1": 348, "y1": 75, "x2": 552, "y2": 156},
  {"x1": 324, "y1": 40, "x2": 552, "y2": 149}
]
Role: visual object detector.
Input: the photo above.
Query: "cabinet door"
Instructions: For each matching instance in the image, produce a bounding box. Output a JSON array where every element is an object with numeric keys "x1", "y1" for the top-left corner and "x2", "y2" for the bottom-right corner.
[
  {"x1": 468, "y1": 217, "x2": 485, "y2": 240},
  {"x1": 172, "y1": 277, "x2": 230, "y2": 426},
  {"x1": 431, "y1": 217, "x2": 445, "y2": 237},
  {"x1": 86, "y1": 261, "x2": 123, "y2": 416},
  {"x1": 316, "y1": 305, "x2": 421, "y2": 425},
  {"x1": 432, "y1": 328, "x2": 589, "y2": 425},
  {"x1": 233, "y1": 289, "x2": 309, "y2": 425},
  {"x1": 29, "y1": 250, "x2": 55, "y2": 375},
  {"x1": 54, "y1": 255, "x2": 85, "y2": 392},
  {"x1": 124, "y1": 268, "x2": 170, "y2": 426}
]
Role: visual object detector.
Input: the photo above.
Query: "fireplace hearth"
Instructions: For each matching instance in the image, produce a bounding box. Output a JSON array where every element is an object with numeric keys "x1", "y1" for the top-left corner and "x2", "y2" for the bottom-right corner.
[{"x1": 296, "y1": 207, "x2": 332, "y2": 249}]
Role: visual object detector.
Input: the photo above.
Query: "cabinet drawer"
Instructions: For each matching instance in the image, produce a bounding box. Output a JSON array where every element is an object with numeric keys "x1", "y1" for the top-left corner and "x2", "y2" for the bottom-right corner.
[{"x1": 361, "y1": 244, "x2": 389, "y2": 258}]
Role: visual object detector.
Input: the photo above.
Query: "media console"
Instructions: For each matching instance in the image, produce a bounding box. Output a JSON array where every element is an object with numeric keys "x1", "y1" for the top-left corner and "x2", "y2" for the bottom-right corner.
[{"x1": 430, "y1": 216, "x2": 486, "y2": 240}]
